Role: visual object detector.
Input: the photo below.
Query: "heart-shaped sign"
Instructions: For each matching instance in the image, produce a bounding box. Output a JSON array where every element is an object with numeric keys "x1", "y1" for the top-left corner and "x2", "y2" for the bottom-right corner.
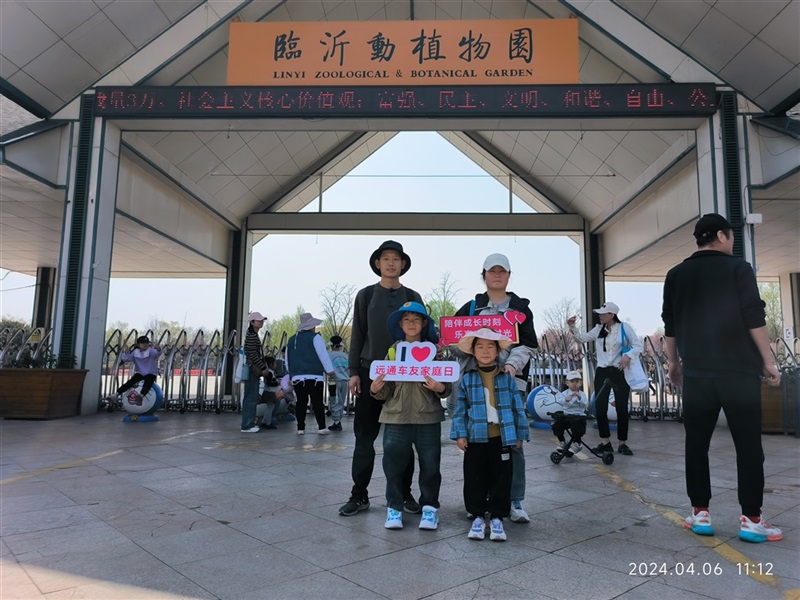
[
  {"x1": 503, "y1": 310, "x2": 526, "y2": 326},
  {"x1": 410, "y1": 346, "x2": 432, "y2": 362}
]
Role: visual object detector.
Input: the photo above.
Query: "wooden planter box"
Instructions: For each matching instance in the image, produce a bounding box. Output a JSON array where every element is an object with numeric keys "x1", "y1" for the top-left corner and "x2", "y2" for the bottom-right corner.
[{"x1": 0, "y1": 368, "x2": 88, "y2": 419}]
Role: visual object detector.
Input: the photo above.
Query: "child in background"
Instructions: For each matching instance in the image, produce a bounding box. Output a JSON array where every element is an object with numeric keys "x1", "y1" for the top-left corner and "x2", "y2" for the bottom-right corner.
[
  {"x1": 370, "y1": 302, "x2": 450, "y2": 531},
  {"x1": 328, "y1": 335, "x2": 349, "y2": 431},
  {"x1": 551, "y1": 370, "x2": 589, "y2": 453},
  {"x1": 118, "y1": 336, "x2": 161, "y2": 403},
  {"x1": 257, "y1": 356, "x2": 281, "y2": 429},
  {"x1": 450, "y1": 328, "x2": 528, "y2": 542}
]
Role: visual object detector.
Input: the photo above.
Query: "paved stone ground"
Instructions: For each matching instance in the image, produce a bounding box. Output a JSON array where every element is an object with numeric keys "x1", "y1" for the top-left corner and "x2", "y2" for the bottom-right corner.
[{"x1": 1, "y1": 411, "x2": 798, "y2": 599}]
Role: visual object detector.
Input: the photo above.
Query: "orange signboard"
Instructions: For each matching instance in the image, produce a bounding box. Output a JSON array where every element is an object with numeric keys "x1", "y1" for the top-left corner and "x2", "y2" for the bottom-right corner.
[{"x1": 228, "y1": 20, "x2": 578, "y2": 86}]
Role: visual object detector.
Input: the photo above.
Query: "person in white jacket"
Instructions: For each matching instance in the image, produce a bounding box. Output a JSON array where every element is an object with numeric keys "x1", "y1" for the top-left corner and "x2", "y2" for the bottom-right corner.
[{"x1": 567, "y1": 302, "x2": 642, "y2": 455}]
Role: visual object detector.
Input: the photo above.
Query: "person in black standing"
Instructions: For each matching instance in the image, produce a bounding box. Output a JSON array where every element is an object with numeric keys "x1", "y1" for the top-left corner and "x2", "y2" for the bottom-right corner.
[
  {"x1": 338, "y1": 240, "x2": 424, "y2": 517},
  {"x1": 663, "y1": 213, "x2": 782, "y2": 543}
]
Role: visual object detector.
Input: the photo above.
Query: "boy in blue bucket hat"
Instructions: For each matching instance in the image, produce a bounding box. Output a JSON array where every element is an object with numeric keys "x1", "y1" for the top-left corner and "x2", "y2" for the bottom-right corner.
[{"x1": 370, "y1": 301, "x2": 451, "y2": 531}]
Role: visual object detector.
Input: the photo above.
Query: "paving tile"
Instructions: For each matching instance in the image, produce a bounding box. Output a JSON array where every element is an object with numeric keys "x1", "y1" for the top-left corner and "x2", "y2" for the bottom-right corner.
[
  {"x1": 231, "y1": 571, "x2": 389, "y2": 600},
  {"x1": 136, "y1": 523, "x2": 264, "y2": 566},
  {"x1": 333, "y1": 548, "x2": 477, "y2": 600},
  {"x1": 2, "y1": 413, "x2": 799, "y2": 600},
  {"x1": 173, "y1": 546, "x2": 322, "y2": 597}
]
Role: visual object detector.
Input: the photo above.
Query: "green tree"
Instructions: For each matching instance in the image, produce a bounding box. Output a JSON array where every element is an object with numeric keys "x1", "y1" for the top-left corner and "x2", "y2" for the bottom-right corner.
[
  {"x1": 265, "y1": 306, "x2": 305, "y2": 356},
  {"x1": 319, "y1": 283, "x2": 355, "y2": 346},
  {"x1": 427, "y1": 272, "x2": 461, "y2": 324},
  {"x1": 758, "y1": 282, "x2": 783, "y2": 341}
]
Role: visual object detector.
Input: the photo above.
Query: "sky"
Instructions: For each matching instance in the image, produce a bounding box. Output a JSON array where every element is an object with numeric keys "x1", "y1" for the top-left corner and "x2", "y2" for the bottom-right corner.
[{"x1": 0, "y1": 132, "x2": 668, "y2": 337}]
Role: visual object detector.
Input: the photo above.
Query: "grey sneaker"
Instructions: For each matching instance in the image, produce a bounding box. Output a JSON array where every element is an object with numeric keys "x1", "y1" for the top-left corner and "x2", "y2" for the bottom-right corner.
[
  {"x1": 489, "y1": 518, "x2": 507, "y2": 542},
  {"x1": 510, "y1": 500, "x2": 530, "y2": 523},
  {"x1": 468, "y1": 517, "x2": 486, "y2": 540}
]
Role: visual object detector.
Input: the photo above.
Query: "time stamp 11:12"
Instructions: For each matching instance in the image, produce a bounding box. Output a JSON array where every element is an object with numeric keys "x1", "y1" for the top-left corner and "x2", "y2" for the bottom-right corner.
[{"x1": 629, "y1": 562, "x2": 774, "y2": 576}]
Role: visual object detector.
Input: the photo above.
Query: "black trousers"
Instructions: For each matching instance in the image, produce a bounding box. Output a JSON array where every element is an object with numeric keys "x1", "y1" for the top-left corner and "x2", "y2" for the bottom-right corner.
[
  {"x1": 118, "y1": 373, "x2": 156, "y2": 397},
  {"x1": 293, "y1": 380, "x2": 327, "y2": 431},
  {"x1": 594, "y1": 366, "x2": 630, "y2": 441},
  {"x1": 350, "y1": 366, "x2": 414, "y2": 501},
  {"x1": 551, "y1": 415, "x2": 587, "y2": 442},
  {"x1": 683, "y1": 374, "x2": 764, "y2": 516},
  {"x1": 463, "y1": 437, "x2": 512, "y2": 519}
]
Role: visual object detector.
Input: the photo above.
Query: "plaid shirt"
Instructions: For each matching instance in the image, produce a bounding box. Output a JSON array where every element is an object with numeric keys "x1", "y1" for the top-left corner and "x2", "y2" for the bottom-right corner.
[{"x1": 450, "y1": 368, "x2": 529, "y2": 446}]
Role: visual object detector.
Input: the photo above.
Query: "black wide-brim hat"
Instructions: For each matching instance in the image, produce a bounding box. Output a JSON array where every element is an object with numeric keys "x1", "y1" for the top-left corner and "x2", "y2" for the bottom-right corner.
[{"x1": 369, "y1": 240, "x2": 411, "y2": 276}]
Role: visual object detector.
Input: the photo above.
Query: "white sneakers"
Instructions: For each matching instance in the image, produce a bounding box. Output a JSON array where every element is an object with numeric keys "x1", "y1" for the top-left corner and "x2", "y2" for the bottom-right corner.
[
  {"x1": 386, "y1": 506, "x2": 439, "y2": 530},
  {"x1": 240, "y1": 426, "x2": 260, "y2": 433},
  {"x1": 385, "y1": 508, "x2": 403, "y2": 529},
  {"x1": 468, "y1": 516, "x2": 486, "y2": 540},
  {"x1": 684, "y1": 510, "x2": 714, "y2": 536},
  {"x1": 419, "y1": 506, "x2": 439, "y2": 530},
  {"x1": 318, "y1": 428, "x2": 330, "y2": 435},
  {"x1": 510, "y1": 500, "x2": 530, "y2": 523},
  {"x1": 489, "y1": 518, "x2": 507, "y2": 542},
  {"x1": 468, "y1": 516, "x2": 506, "y2": 541},
  {"x1": 683, "y1": 509, "x2": 783, "y2": 543},
  {"x1": 739, "y1": 514, "x2": 783, "y2": 543}
]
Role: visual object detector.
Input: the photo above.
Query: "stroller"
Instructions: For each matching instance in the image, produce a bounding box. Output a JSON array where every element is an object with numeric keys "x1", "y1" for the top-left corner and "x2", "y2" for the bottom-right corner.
[{"x1": 547, "y1": 411, "x2": 614, "y2": 465}]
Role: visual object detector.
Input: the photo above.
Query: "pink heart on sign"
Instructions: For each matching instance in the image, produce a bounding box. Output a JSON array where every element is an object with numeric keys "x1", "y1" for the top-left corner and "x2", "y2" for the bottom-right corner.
[
  {"x1": 503, "y1": 310, "x2": 526, "y2": 326},
  {"x1": 410, "y1": 346, "x2": 432, "y2": 362}
]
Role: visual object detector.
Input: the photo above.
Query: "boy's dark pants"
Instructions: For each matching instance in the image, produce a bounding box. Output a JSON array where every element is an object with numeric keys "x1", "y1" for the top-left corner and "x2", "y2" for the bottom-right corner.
[
  {"x1": 119, "y1": 373, "x2": 156, "y2": 397},
  {"x1": 350, "y1": 366, "x2": 414, "y2": 502},
  {"x1": 551, "y1": 415, "x2": 586, "y2": 442},
  {"x1": 383, "y1": 423, "x2": 441, "y2": 511},
  {"x1": 463, "y1": 436, "x2": 512, "y2": 519}
]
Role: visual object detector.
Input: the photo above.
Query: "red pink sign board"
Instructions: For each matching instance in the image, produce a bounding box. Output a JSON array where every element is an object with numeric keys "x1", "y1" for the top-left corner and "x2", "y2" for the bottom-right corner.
[{"x1": 438, "y1": 310, "x2": 525, "y2": 346}]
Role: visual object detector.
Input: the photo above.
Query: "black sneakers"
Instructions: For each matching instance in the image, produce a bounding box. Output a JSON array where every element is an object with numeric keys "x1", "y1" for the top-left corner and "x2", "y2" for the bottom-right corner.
[
  {"x1": 329, "y1": 422, "x2": 342, "y2": 431},
  {"x1": 592, "y1": 442, "x2": 613, "y2": 454},
  {"x1": 618, "y1": 444, "x2": 634, "y2": 455},
  {"x1": 403, "y1": 497, "x2": 422, "y2": 514},
  {"x1": 339, "y1": 497, "x2": 370, "y2": 516}
]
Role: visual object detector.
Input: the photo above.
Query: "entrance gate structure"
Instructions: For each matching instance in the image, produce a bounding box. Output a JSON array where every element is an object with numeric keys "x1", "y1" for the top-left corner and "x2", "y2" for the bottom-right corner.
[{"x1": 52, "y1": 79, "x2": 721, "y2": 413}]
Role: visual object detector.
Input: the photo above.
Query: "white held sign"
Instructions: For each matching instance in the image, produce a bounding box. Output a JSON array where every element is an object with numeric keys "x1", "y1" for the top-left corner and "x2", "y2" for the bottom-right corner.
[{"x1": 369, "y1": 341, "x2": 460, "y2": 382}]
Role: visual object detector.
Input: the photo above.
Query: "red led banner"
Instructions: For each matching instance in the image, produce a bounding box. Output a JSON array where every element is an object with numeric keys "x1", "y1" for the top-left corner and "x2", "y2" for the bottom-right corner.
[{"x1": 94, "y1": 83, "x2": 717, "y2": 118}]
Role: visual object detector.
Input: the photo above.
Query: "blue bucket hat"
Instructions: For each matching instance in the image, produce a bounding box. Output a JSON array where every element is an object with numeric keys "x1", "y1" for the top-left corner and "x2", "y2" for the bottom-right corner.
[{"x1": 387, "y1": 301, "x2": 438, "y2": 343}]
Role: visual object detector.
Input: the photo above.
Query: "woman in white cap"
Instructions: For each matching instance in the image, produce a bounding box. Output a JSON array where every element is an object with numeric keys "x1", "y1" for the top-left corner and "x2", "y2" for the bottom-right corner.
[
  {"x1": 286, "y1": 313, "x2": 335, "y2": 435},
  {"x1": 242, "y1": 311, "x2": 268, "y2": 433},
  {"x1": 567, "y1": 302, "x2": 642, "y2": 455},
  {"x1": 452, "y1": 253, "x2": 538, "y2": 524}
]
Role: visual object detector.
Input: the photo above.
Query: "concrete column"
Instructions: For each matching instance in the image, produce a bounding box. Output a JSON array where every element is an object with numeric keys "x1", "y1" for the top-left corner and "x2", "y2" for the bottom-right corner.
[
  {"x1": 52, "y1": 110, "x2": 120, "y2": 415},
  {"x1": 580, "y1": 226, "x2": 604, "y2": 325},
  {"x1": 222, "y1": 228, "x2": 252, "y2": 395},
  {"x1": 779, "y1": 272, "x2": 799, "y2": 343},
  {"x1": 695, "y1": 94, "x2": 752, "y2": 264},
  {"x1": 32, "y1": 267, "x2": 56, "y2": 330}
]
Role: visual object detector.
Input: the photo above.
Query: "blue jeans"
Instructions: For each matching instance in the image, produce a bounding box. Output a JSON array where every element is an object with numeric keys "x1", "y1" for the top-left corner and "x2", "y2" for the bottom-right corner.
[
  {"x1": 241, "y1": 375, "x2": 260, "y2": 429},
  {"x1": 383, "y1": 423, "x2": 442, "y2": 511},
  {"x1": 510, "y1": 444, "x2": 525, "y2": 502}
]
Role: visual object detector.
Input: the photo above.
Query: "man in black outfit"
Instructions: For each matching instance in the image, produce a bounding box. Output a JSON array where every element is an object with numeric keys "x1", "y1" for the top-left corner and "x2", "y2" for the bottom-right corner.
[
  {"x1": 662, "y1": 213, "x2": 782, "y2": 543},
  {"x1": 338, "y1": 240, "x2": 424, "y2": 517}
]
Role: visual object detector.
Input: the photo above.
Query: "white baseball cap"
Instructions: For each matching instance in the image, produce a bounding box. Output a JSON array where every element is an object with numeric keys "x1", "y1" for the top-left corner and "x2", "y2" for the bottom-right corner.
[
  {"x1": 593, "y1": 302, "x2": 620, "y2": 315},
  {"x1": 566, "y1": 370, "x2": 582, "y2": 380},
  {"x1": 483, "y1": 253, "x2": 511, "y2": 271}
]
